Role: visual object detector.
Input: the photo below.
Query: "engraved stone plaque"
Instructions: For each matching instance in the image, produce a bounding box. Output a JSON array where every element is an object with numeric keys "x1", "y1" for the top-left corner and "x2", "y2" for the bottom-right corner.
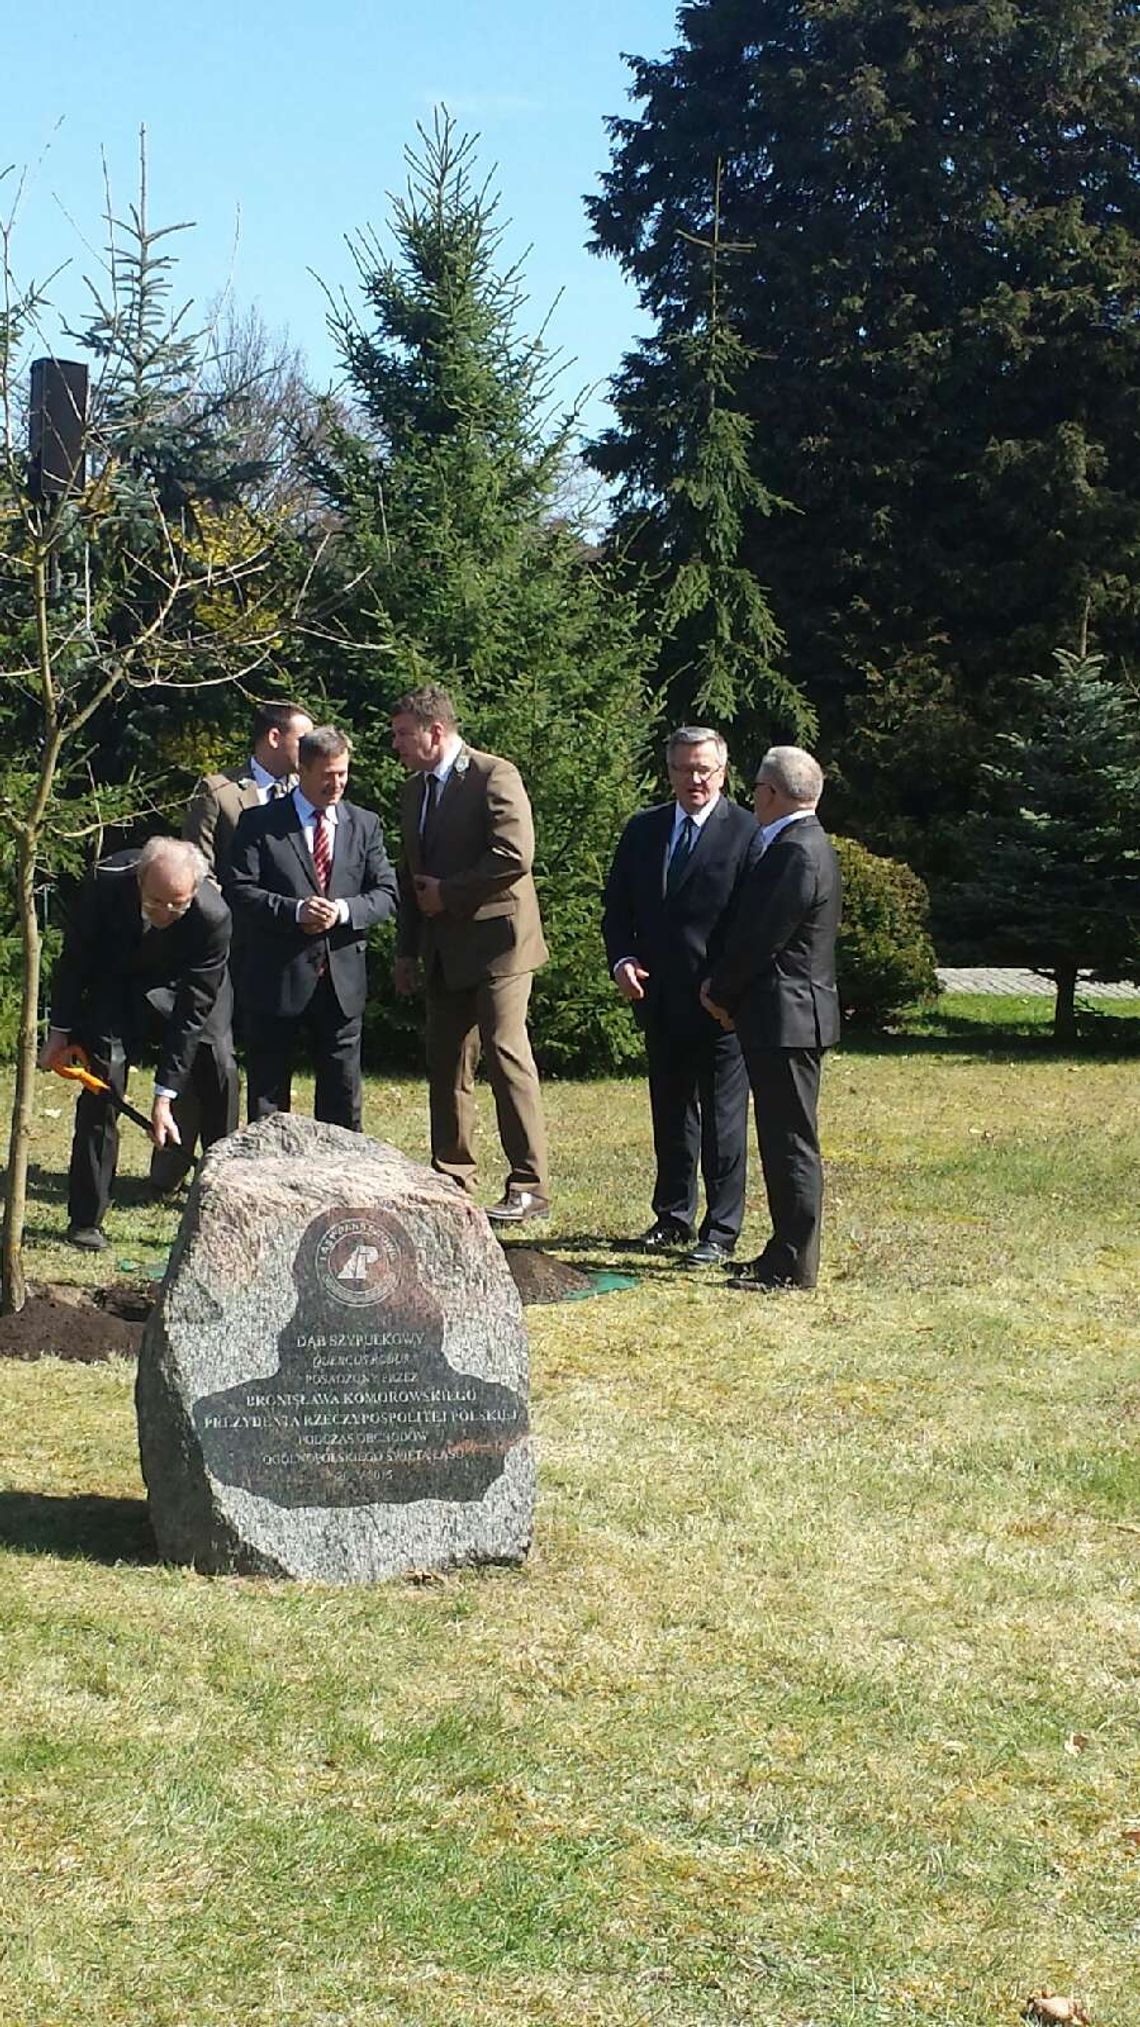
[
  {"x1": 194, "y1": 1207, "x2": 527, "y2": 1508},
  {"x1": 136, "y1": 1116, "x2": 533, "y2": 1579}
]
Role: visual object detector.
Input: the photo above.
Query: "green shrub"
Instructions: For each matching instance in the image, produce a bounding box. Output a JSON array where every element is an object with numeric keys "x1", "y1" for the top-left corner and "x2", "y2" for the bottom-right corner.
[{"x1": 834, "y1": 835, "x2": 939, "y2": 1029}]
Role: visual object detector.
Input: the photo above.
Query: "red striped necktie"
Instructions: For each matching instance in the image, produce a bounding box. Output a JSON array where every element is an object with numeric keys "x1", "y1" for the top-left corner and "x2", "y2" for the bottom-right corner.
[{"x1": 312, "y1": 808, "x2": 332, "y2": 892}]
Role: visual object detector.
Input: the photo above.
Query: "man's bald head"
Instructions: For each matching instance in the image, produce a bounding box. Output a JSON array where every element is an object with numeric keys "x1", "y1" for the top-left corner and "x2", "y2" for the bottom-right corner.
[{"x1": 137, "y1": 837, "x2": 207, "y2": 928}]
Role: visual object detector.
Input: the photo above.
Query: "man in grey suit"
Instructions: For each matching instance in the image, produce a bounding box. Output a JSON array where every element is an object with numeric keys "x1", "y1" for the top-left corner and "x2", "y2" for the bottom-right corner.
[
  {"x1": 225, "y1": 726, "x2": 398, "y2": 1131},
  {"x1": 702, "y1": 746, "x2": 842, "y2": 1291},
  {"x1": 151, "y1": 700, "x2": 314, "y2": 1191}
]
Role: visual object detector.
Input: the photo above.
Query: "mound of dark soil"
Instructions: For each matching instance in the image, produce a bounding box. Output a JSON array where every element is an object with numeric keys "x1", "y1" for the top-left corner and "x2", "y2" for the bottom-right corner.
[
  {"x1": 502, "y1": 1247, "x2": 595, "y2": 1305},
  {"x1": 0, "y1": 1283, "x2": 151, "y2": 1363}
]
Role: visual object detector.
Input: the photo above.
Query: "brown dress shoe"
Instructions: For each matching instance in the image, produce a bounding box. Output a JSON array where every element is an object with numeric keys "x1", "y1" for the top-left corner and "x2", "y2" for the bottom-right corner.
[{"x1": 486, "y1": 1188, "x2": 551, "y2": 1224}]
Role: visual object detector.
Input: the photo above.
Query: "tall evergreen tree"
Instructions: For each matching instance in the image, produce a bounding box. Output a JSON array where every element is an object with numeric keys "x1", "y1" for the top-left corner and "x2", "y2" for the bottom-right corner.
[
  {"x1": 307, "y1": 113, "x2": 652, "y2": 1070},
  {"x1": 593, "y1": 161, "x2": 807, "y2": 746},
  {"x1": 960, "y1": 647, "x2": 1140, "y2": 1038},
  {"x1": 589, "y1": 0, "x2": 1140, "y2": 870}
]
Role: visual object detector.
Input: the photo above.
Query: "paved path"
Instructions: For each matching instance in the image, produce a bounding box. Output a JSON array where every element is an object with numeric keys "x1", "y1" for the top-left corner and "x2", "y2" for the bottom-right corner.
[{"x1": 938, "y1": 966, "x2": 1140, "y2": 1000}]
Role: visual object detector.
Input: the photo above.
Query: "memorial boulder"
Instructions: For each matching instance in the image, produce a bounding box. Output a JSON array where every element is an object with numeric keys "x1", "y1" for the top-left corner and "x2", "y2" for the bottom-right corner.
[{"x1": 136, "y1": 1114, "x2": 533, "y2": 1579}]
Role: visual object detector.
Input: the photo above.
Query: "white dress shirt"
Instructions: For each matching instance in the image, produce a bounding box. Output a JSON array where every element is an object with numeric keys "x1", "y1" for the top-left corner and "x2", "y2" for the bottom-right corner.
[
  {"x1": 250, "y1": 755, "x2": 288, "y2": 802},
  {"x1": 667, "y1": 792, "x2": 720, "y2": 864},
  {"x1": 760, "y1": 808, "x2": 813, "y2": 852},
  {"x1": 292, "y1": 788, "x2": 349, "y2": 924}
]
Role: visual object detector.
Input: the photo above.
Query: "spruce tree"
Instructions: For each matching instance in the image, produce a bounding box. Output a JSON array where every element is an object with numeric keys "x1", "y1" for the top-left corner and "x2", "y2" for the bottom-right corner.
[
  {"x1": 307, "y1": 113, "x2": 652, "y2": 1070},
  {"x1": 593, "y1": 161, "x2": 809, "y2": 748},
  {"x1": 964, "y1": 648, "x2": 1140, "y2": 1039}
]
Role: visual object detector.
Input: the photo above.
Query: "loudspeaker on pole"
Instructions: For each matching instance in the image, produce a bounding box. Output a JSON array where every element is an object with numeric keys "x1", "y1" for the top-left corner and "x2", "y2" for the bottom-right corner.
[{"x1": 28, "y1": 358, "x2": 89, "y2": 499}]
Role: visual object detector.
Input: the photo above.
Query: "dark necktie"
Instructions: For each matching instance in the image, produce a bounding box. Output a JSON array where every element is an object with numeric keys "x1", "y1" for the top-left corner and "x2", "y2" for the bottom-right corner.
[
  {"x1": 312, "y1": 809, "x2": 332, "y2": 893},
  {"x1": 271, "y1": 777, "x2": 292, "y2": 801},
  {"x1": 421, "y1": 773, "x2": 442, "y2": 870},
  {"x1": 666, "y1": 815, "x2": 696, "y2": 895}
]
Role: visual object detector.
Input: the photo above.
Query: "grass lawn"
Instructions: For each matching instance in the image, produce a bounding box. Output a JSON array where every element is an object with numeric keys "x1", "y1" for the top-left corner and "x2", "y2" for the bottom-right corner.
[{"x1": 1, "y1": 1007, "x2": 1138, "y2": 2026}]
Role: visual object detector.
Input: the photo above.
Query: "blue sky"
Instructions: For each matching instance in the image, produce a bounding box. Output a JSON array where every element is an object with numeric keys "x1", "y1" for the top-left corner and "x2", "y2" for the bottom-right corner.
[{"x1": 4, "y1": 0, "x2": 678, "y2": 446}]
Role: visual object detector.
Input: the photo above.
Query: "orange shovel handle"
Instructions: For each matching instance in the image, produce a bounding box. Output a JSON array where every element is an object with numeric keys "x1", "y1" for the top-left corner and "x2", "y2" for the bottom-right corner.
[{"x1": 51, "y1": 1046, "x2": 157, "y2": 1139}]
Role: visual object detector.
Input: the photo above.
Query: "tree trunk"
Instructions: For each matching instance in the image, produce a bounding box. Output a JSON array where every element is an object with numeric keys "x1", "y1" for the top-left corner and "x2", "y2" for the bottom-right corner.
[
  {"x1": 2, "y1": 835, "x2": 42, "y2": 1314},
  {"x1": 2, "y1": 546, "x2": 63, "y2": 1315},
  {"x1": 1053, "y1": 960, "x2": 1078, "y2": 1043}
]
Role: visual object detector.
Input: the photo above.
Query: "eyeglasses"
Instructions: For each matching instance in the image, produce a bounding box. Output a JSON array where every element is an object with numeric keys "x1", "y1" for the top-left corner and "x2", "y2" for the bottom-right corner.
[
  {"x1": 669, "y1": 763, "x2": 723, "y2": 782},
  {"x1": 141, "y1": 892, "x2": 193, "y2": 920}
]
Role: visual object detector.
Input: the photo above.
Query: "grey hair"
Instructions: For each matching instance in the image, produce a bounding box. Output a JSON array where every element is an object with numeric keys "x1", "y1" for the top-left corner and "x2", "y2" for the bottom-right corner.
[
  {"x1": 137, "y1": 836, "x2": 208, "y2": 886},
  {"x1": 666, "y1": 725, "x2": 728, "y2": 765},
  {"x1": 299, "y1": 724, "x2": 352, "y2": 765},
  {"x1": 756, "y1": 745, "x2": 824, "y2": 807}
]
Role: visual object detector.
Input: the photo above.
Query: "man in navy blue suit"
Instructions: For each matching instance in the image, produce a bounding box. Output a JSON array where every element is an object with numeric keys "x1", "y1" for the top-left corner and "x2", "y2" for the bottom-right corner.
[
  {"x1": 603, "y1": 727, "x2": 762, "y2": 1266},
  {"x1": 226, "y1": 726, "x2": 398, "y2": 1131}
]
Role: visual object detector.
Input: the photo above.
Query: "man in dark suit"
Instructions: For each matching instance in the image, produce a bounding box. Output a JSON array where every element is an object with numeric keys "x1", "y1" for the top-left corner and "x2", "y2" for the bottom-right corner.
[
  {"x1": 390, "y1": 684, "x2": 550, "y2": 1223},
  {"x1": 38, "y1": 838, "x2": 234, "y2": 1251},
  {"x1": 702, "y1": 745, "x2": 842, "y2": 1291},
  {"x1": 603, "y1": 726, "x2": 762, "y2": 1266},
  {"x1": 225, "y1": 725, "x2": 398, "y2": 1131},
  {"x1": 149, "y1": 699, "x2": 314, "y2": 1193}
]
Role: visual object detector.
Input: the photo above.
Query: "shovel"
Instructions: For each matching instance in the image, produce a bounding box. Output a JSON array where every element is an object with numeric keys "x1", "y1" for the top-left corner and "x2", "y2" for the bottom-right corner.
[{"x1": 53, "y1": 1045, "x2": 197, "y2": 1169}]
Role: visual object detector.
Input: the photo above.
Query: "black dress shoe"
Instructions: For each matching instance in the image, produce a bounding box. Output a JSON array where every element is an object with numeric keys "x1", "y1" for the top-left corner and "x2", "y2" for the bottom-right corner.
[
  {"x1": 726, "y1": 1257, "x2": 804, "y2": 1291},
  {"x1": 637, "y1": 1219, "x2": 694, "y2": 1251},
  {"x1": 684, "y1": 1238, "x2": 734, "y2": 1269}
]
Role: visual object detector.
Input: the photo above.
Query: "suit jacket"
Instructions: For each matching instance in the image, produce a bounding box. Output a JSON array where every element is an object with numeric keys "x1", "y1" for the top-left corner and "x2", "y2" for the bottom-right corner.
[
  {"x1": 183, "y1": 764, "x2": 263, "y2": 876},
  {"x1": 602, "y1": 796, "x2": 763, "y2": 1033},
  {"x1": 396, "y1": 746, "x2": 548, "y2": 991},
  {"x1": 49, "y1": 852, "x2": 232, "y2": 1093},
  {"x1": 225, "y1": 796, "x2": 398, "y2": 1018},
  {"x1": 706, "y1": 815, "x2": 842, "y2": 1050}
]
